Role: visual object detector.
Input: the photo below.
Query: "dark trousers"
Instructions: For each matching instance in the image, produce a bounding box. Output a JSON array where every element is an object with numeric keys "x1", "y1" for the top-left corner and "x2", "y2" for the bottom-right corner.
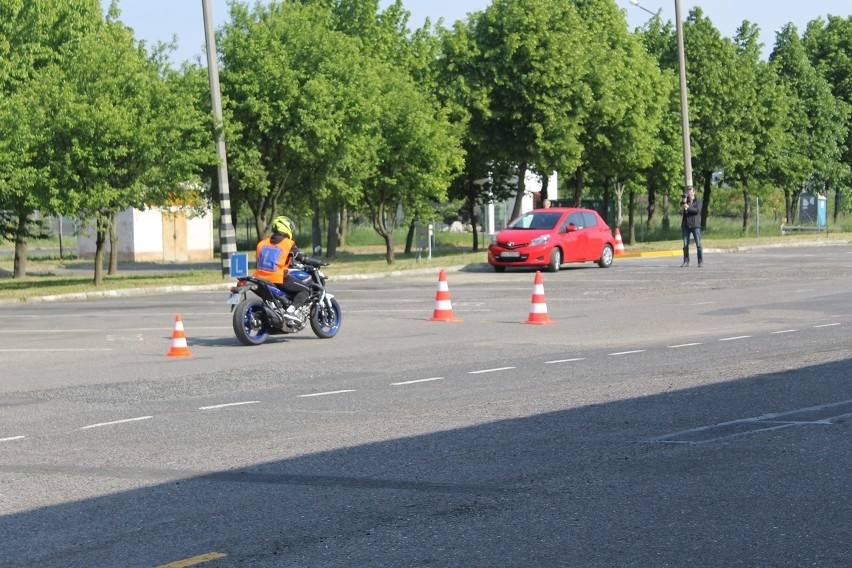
[
  {"x1": 682, "y1": 226, "x2": 703, "y2": 263},
  {"x1": 281, "y1": 275, "x2": 310, "y2": 308}
]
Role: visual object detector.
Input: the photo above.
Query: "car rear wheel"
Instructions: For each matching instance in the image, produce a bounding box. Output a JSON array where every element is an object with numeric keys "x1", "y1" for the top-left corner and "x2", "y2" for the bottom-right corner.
[
  {"x1": 598, "y1": 244, "x2": 614, "y2": 268},
  {"x1": 548, "y1": 248, "x2": 562, "y2": 272}
]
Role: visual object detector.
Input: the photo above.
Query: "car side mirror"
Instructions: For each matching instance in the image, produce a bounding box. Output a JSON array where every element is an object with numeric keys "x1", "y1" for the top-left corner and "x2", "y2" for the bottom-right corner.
[{"x1": 565, "y1": 223, "x2": 577, "y2": 233}]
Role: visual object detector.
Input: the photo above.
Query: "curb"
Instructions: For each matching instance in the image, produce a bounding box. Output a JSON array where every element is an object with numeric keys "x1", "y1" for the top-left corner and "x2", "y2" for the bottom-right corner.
[{"x1": 3, "y1": 239, "x2": 849, "y2": 304}]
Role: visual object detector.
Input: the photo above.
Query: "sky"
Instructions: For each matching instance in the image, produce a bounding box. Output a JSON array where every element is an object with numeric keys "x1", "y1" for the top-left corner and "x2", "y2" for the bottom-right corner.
[{"x1": 102, "y1": 0, "x2": 851, "y2": 65}]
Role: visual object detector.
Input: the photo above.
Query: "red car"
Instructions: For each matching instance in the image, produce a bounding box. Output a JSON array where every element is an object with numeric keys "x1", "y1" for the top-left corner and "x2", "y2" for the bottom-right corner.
[{"x1": 488, "y1": 207, "x2": 616, "y2": 272}]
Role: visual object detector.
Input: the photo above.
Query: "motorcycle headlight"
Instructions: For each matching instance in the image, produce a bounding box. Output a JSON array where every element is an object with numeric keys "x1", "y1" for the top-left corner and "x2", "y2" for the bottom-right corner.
[{"x1": 530, "y1": 234, "x2": 551, "y2": 246}]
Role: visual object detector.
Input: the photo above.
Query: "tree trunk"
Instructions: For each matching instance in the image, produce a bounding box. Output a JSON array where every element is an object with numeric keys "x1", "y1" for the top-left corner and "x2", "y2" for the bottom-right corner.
[
  {"x1": 784, "y1": 188, "x2": 793, "y2": 224},
  {"x1": 325, "y1": 202, "x2": 339, "y2": 259},
  {"x1": 310, "y1": 194, "x2": 322, "y2": 255},
  {"x1": 700, "y1": 174, "x2": 712, "y2": 231},
  {"x1": 834, "y1": 187, "x2": 841, "y2": 223},
  {"x1": 742, "y1": 189, "x2": 750, "y2": 234},
  {"x1": 646, "y1": 185, "x2": 656, "y2": 234},
  {"x1": 662, "y1": 193, "x2": 670, "y2": 231},
  {"x1": 613, "y1": 183, "x2": 625, "y2": 228},
  {"x1": 13, "y1": 214, "x2": 28, "y2": 278},
  {"x1": 382, "y1": 231, "x2": 395, "y2": 264},
  {"x1": 108, "y1": 209, "x2": 119, "y2": 275},
  {"x1": 509, "y1": 162, "x2": 528, "y2": 223},
  {"x1": 404, "y1": 218, "x2": 416, "y2": 255},
  {"x1": 338, "y1": 204, "x2": 347, "y2": 248},
  {"x1": 572, "y1": 167, "x2": 584, "y2": 207},
  {"x1": 468, "y1": 192, "x2": 479, "y2": 252},
  {"x1": 628, "y1": 188, "x2": 636, "y2": 245},
  {"x1": 93, "y1": 218, "x2": 108, "y2": 286}
]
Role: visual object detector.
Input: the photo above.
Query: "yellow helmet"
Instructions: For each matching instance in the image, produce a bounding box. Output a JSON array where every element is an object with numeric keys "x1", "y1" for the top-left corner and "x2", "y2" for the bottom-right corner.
[{"x1": 271, "y1": 215, "x2": 293, "y2": 239}]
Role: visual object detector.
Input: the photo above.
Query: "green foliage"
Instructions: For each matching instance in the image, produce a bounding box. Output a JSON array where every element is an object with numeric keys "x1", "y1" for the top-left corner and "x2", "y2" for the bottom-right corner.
[
  {"x1": 5, "y1": 0, "x2": 852, "y2": 279},
  {"x1": 219, "y1": 1, "x2": 384, "y2": 237}
]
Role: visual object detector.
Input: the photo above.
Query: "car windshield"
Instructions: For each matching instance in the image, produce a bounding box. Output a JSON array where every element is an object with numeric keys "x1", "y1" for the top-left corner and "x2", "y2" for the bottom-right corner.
[{"x1": 509, "y1": 211, "x2": 561, "y2": 230}]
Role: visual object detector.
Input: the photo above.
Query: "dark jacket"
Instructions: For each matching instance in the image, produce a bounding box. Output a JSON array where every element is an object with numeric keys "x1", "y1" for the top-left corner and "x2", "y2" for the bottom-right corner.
[{"x1": 682, "y1": 197, "x2": 702, "y2": 230}]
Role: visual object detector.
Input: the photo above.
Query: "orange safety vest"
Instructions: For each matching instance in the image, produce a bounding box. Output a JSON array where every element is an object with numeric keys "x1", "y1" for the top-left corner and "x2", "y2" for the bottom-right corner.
[{"x1": 253, "y1": 236, "x2": 295, "y2": 284}]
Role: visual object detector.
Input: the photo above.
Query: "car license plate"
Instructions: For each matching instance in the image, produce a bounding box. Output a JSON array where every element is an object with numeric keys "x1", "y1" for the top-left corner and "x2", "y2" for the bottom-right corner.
[
  {"x1": 500, "y1": 251, "x2": 521, "y2": 258},
  {"x1": 227, "y1": 293, "x2": 241, "y2": 305}
]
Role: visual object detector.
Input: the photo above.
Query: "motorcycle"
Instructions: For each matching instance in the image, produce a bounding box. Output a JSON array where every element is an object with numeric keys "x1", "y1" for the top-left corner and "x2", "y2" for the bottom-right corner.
[{"x1": 228, "y1": 260, "x2": 341, "y2": 346}]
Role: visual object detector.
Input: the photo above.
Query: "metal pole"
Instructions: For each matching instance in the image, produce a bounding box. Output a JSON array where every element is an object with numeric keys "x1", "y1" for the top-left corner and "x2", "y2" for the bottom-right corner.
[
  {"x1": 756, "y1": 196, "x2": 760, "y2": 238},
  {"x1": 202, "y1": 0, "x2": 237, "y2": 278},
  {"x1": 674, "y1": 0, "x2": 693, "y2": 190}
]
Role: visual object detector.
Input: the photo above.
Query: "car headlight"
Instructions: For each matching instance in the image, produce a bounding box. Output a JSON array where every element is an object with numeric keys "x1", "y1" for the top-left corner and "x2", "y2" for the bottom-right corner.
[{"x1": 529, "y1": 234, "x2": 551, "y2": 246}]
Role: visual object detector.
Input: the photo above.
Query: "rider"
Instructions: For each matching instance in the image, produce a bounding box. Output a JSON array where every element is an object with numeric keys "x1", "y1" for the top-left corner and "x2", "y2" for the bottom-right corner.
[{"x1": 253, "y1": 215, "x2": 322, "y2": 321}]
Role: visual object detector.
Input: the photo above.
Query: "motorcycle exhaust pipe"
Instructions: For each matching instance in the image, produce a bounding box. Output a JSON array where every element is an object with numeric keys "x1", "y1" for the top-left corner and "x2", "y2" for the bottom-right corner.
[{"x1": 263, "y1": 305, "x2": 285, "y2": 327}]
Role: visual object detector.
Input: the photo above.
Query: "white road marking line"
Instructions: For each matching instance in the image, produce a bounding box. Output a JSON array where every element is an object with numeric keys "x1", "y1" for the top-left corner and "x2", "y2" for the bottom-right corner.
[
  {"x1": 719, "y1": 336, "x2": 751, "y2": 341},
  {"x1": 0, "y1": 348, "x2": 112, "y2": 352},
  {"x1": 392, "y1": 378, "x2": 445, "y2": 386},
  {"x1": 80, "y1": 416, "x2": 153, "y2": 430},
  {"x1": 771, "y1": 329, "x2": 797, "y2": 334},
  {"x1": 297, "y1": 390, "x2": 356, "y2": 398},
  {"x1": 609, "y1": 350, "x2": 645, "y2": 356},
  {"x1": 468, "y1": 367, "x2": 515, "y2": 374},
  {"x1": 814, "y1": 323, "x2": 841, "y2": 328},
  {"x1": 543, "y1": 358, "x2": 585, "y2": 364},
  {"x1": 668, "y1": 343, "x2": 702, "y2": 348},
  {"x1": 1, "y1": 436, "x2": 25, "y2": 442},
  {"x1": 199, "y1": 401, "x2": 260, "y2": 410}
]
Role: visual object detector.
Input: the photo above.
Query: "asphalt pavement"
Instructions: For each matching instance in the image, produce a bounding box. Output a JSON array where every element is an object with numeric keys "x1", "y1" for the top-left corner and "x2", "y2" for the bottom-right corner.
[{"x1": 2, "y1": 237, "x2": 850, "y2": 304}]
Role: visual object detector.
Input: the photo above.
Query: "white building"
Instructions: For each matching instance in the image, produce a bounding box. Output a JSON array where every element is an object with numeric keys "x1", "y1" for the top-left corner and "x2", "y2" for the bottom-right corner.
[
  {"x1": 481, "y1": 170, "x2": 558, "y2": 234},
  {"x1": 77, "y1": 206, "x2": 214, "y2": 262}
]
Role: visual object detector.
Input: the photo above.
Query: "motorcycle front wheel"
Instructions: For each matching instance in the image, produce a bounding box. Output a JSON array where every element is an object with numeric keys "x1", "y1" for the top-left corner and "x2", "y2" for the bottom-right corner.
[
  {"x1": 310, "y1": 297, "x2": 342, "y2": 339},
  {"x1": 233, "y1": 297, "x2": 271, "y2": 346}
]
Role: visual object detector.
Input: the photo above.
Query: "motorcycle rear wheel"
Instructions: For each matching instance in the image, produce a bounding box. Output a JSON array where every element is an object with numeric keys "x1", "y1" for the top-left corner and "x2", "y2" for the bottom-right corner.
[
  {"x1": 233, "y1": 297, "x2": 270, "y2": 346},
  {"x1": 310, "y1": 297, "x2": 341, "y2": 339}
]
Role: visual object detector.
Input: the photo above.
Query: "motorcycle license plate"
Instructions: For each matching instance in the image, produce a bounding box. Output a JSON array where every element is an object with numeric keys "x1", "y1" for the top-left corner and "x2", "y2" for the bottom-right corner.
[{"x1": 227, "y1": 293, "x2": 240, "y2": 305}]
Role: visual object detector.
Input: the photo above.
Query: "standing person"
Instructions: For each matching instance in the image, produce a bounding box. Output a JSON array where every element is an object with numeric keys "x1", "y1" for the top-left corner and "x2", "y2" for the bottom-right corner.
[
  {"x1": 253, "y1": 215, "x2": 321, "y2": 321},
  {"x1": 680, "y1": 185, "x2": 703, "y2": 267}
]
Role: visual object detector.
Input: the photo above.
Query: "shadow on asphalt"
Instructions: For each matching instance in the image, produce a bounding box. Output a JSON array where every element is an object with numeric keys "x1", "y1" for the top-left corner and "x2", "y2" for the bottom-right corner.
[{"x1": 2, "y1": 359, "x2": 850, "y2": 566}]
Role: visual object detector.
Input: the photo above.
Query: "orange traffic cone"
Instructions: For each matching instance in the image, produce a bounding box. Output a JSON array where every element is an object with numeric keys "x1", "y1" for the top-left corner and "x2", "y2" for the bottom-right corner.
[
  {"x1": 522, "y1": 271, "x2": 554, "y2": 325},
  {"x1": 166, "y1": 315, "x2": 192, "y2": 357},
  {"x1": 614, "y1": 228, "x2": 625, "y2": 256},
  {"x1": 428, "y1": 269, "x2": 461, "y2": 322}
]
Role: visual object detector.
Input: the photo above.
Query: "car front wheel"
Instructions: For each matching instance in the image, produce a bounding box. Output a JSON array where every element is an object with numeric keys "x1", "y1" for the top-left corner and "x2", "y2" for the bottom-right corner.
[
  {"x1": 598, "y1": 244, "x2": 614, "y2": 268},
  {"x1": 548, "y1": 248, "x2": 562, "y2": 272}
]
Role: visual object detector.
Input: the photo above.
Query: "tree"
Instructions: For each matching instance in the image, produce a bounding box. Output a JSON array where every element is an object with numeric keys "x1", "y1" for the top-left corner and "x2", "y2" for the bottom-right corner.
[
  {"x1": 434, "y1": 16, "x2": 510, "y2": 252},
  {"x1": 471, "y1": 0, "x2": 592, "y2": 222},
  {"x1": 634, "y1": 18, "x2": 683, "y2": 234},
  {"x1": 0, "y1": 0, "x2": 102, "y2": 277},
  {"x1": 770, "y1": 24, "x2": 848, "y2": 223},
  {"x1": 42, "y1": 12, "x2": 212, "y2": 285},
  {"x1": 361, "y1": 67, "x2": 464, "y2": 263},
  {"x1": 680, "y1": 8, "x2": 746, "y2": 231},
  {"x1": 803, "y1": 15, "x2": 852, "y2": 220},
  {"x1": 729, "y1": 22, "x2": 790, "y2": 234},
  {"x1": 218, "y1": 1, "x2": 380, "y2": 242},
  {"x1": 569, "y1": 0, "x2": 668, "y2": 243}
]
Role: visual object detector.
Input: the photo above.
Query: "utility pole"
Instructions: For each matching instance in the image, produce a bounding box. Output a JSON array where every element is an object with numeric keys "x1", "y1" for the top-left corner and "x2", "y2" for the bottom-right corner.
[
  {"x1": 202, "y1": 0, "x2": 237, "y2": 278},
  {"x1": 674, "y1": 0, "x2": 693, "y2": 189}
]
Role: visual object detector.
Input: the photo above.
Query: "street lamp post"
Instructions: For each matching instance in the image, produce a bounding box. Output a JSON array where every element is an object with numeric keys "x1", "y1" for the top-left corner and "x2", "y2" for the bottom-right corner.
[
  {"x1": 629, "y1": 0, "x2": 693, "y2": 191},
  {"x1": 202, "y1": 0, "x2": 237, "y2": 278},
  {"x1": 673, "y1": 0, "x2": 693, "y2": 189}
]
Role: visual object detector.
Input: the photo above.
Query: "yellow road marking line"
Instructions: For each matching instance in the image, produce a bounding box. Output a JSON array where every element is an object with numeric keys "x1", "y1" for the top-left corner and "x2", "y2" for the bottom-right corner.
[{"x1": 156, "y1": 552, "x2": 227, "y2": 567}]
